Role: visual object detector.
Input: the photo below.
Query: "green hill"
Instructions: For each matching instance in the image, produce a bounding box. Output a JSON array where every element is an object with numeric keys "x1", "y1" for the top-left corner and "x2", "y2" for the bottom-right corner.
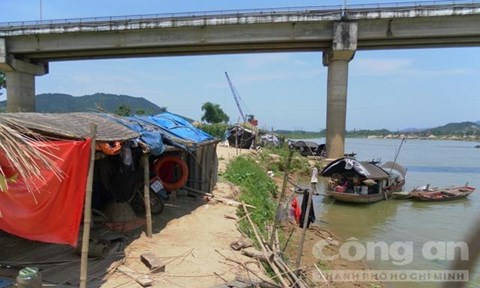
[
  {"x1": 276, "y1": 122, "x2": 480, "y2": 138},
  {"x1": 427, "y1": 121, "x2": 480, "y2": 136},
  {"x1": 0, "y1": 93, "x2": 166, "y2": 115}
]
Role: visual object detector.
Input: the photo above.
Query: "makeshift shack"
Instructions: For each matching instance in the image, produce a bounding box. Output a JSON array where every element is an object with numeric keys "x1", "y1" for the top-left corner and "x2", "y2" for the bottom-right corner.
[
  {"x1": 225, "y1": 124, "x2": 256, "y2": 149},
  {"x1": 288, "y1": 140, "x2": 325, "y2": 157},
  {"x1": 110, "y1": 112, "x2": 220, "y2": 193},
  {"x1": 0, "y1": 111, "x2": 218, "y2": 287}
]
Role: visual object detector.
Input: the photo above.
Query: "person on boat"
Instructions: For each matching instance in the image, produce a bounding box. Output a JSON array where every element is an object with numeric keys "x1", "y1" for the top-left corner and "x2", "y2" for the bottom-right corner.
[
  {"x1": 334, "y1": 180, "x2": 348, "y2": 193},
  {"x1": 352, "y1": 176, "x2": 361, "y2": 193}
]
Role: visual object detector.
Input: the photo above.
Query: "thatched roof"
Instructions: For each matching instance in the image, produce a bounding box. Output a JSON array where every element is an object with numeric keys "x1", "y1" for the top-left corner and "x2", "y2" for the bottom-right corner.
[
  {"x1": 0, "y1": 112, "x2": 139, "y2": 141},
  {"x1": 0, "y1": 119, "x2": 63, "y2": 197}
]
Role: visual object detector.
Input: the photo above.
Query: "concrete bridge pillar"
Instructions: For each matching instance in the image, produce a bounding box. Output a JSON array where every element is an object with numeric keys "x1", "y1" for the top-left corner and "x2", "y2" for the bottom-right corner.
[
  {"x1": 322, "y1": 22, "x2": 357, "y2": 159},
  {"x1": 0, "y1": 38, "x2": 48, "y2": 112}
]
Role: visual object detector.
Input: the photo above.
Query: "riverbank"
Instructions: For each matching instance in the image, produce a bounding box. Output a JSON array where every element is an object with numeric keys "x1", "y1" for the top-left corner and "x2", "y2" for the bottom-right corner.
[
  {"x1": 0, "y1": 145, "x2": 381, "y2": 287},
  {"x1": 218, "y1": 146, "x2": 383, "y2": 288}
]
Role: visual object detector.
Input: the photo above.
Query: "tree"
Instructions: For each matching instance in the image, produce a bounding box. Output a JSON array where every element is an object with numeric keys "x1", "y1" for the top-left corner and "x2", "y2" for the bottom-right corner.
[
  {"x1": 115, "y1": 104, "x2": 131, "y2": 116},
  {"x1": 135, "y1": 109, "x2": 146, "y2": 115},
  {"x1": 201, "y1": 102, "x2": 229, "y2": 124}
]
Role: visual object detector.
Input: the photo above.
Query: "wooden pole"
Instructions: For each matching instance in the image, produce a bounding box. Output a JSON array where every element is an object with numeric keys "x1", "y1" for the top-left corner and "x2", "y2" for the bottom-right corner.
[
  {"x1": 270, "y1": 149, "x2": 293, "y2": 247},
  {"x1": 294, "y1": 185, "x2": 314, "y2": 273},
  {"x1": 314, "y1": 264, "x2": 332, "y2": 288},
  {"x1": 241, "y1": 202, "x2": 290, "y2": 287},
  {"x1": 142, "y1": 154, "x2": 153, "y2": 238},
  {"x1": 79, "y1": 124, "x2": 97, "y2": 288}
]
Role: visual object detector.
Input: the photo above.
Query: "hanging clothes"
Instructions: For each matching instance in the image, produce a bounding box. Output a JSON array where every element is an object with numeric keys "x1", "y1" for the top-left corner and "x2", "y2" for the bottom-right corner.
[
  {"x1": 291, "y1": 197, "x2": 301, "y2": 224},
  {"x1": 299, "y1": 189, "x2": 315, "y2": 228}
]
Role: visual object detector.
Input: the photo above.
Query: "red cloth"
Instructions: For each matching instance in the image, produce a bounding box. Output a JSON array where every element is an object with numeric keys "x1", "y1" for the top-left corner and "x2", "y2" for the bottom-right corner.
[
  {"x1": 0, "y1": 139, "x2": 91, "y2": 246},
  {"x1": 291, "y1": 197, "x2": 301, "y2": 224}
]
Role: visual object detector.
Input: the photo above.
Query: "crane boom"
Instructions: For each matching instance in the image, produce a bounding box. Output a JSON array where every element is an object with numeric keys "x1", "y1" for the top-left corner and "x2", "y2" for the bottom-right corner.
[{"x1": 225, "y1": 72, "x2": 247, "y2": 123}]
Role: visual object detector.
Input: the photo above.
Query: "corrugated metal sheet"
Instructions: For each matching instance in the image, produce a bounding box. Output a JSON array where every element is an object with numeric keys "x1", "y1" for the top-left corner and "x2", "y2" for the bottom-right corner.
[{"x1": 185, "y1": 142, "x2": 219, "y2": 193}]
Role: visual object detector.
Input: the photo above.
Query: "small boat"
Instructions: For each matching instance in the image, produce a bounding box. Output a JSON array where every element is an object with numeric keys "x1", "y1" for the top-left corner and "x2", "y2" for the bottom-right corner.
[
  {"x1": 288, "y1": 140, "x2": 325, "y2": 157},
  {"x1": 410, "y1": 185, "x2": 475, "y2": 202},
  {"x1": 320, "y1": 158, "x2": 406, "y2": 204},
  {"x1": 225, "y1": 125, "x2": 256, "y2": 149},
  {"x1": 392, "y1": 191, "x2": 413, "y2": 199}
]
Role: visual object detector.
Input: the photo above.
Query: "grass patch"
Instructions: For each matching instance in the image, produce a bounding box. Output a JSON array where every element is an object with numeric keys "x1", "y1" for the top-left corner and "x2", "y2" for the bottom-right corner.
[{"x1": 223, "y1": 155, "x2": 277, "y2": 237}]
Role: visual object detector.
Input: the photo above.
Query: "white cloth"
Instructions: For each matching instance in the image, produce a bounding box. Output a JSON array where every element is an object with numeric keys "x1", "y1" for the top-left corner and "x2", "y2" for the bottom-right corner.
[{"x1": 310, "y1": 167, "x2": 318, "y2": 184}]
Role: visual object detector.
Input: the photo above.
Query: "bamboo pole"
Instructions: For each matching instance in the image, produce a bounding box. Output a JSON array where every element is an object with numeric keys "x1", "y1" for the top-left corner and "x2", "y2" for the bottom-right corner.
[
  {"x1": 241, "y1": 202, "x2": 290, "y2": 288},
  {"x1": 79, "y1": 124, "x2": 97, "y2": 288},
  {"x1": 142, "y1": 154, "x2": 153, "y2": 238},
  {"x1": 270, "y1": 150, "x2": 293, "y2": 247},
  {"x1": 184, "y1": 186, "x2": 255, "y2": 208},
  {"x1": 264, "y1": 243, "x2": 307, "y2": 288},
  {"x1": 314, "y1": 264, "x2": 332, "y2": 288}
]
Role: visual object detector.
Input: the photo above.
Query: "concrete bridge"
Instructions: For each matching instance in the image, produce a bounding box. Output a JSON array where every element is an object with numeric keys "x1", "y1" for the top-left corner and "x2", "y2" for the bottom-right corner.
[{"x1": 1, "y1": 1, "x2": 480, "y2": 158}]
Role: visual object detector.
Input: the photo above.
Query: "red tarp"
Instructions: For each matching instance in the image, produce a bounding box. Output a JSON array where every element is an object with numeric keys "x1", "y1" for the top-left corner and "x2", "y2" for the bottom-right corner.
[{"x1": 0, "y1": 139, "x2": 91, "y2": 246}]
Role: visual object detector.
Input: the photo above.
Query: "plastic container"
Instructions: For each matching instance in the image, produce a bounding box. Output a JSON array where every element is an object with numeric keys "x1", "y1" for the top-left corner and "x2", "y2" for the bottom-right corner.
[
  {"x1": 16, "y1": 267, "x2": 42, "y2": 288},
  {"x1": 360, "y1": 186, "x2": 368, "y2": 195}
]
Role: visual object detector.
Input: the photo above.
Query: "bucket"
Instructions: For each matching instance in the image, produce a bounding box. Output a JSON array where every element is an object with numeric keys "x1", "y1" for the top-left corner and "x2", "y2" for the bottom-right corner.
[
  {"x1": 16, "y1": 267, "x2": 42, "y2": 288},
  {"x1": 360, "y1": 186, "x2": 368, "y2": 195}
]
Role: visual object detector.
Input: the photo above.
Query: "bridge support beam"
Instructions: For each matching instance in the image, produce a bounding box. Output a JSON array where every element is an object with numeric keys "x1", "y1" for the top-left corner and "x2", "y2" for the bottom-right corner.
[
  {"x1": 323, "y1": 22, "x2": 357, "y2": 159},
  {"x1": 0, "y1": 39, "x2": 48, "y2": 112}
]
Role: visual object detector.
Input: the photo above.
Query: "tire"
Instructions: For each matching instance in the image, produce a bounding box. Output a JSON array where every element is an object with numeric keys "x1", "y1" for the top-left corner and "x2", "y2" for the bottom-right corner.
[
  {"x1": 153, "y1": 155, "x2": 189, "y2": 191},
  {"x1": 149, "y1": 191, "x2": 165, "y2": 215},
  {"x1": 91, "y1": 209, "x2": 107, "y2": 229},
  {"x1": 131, "y1": 182, "x2": 165, "y2": 215}
]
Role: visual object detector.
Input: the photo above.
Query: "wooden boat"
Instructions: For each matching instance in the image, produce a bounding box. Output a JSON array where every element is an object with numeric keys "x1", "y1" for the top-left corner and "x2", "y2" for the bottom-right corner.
[
  {"x1": 225, "y1": 125, "x2": 256, "y2": 149},
  {"x1": 320, "y1": 158, "x2": 406, "y2": 204},
  {"x1": 410, "y1": 185, "x2": 475, "y2": 201},
  {"x1": 391, "y1": 191, "x2": 413, "y2": 199},
  {"x1": 325, "y1": 191, "x2": 387, "y2": 203},
  {"x1": 288, "y1": 140, "x2": 325, "y2": 157}
]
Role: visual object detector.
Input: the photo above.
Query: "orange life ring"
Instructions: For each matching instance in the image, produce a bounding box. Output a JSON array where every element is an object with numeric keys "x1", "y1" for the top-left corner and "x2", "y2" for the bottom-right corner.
[
  {"x1": 95, "y1": 141, "x2": 122, "y2": 155},
  {"x1": 153, "y1": 155, "x2": 189, "y2": 191}
]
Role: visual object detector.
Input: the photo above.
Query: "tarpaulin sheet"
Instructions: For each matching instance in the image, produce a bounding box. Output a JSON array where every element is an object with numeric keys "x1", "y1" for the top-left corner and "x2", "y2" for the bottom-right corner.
[
  {"x1": 133, "y1": 112, "x2": 214, "y2": 144},
  {"x1": 0, "y1": 139, "x2": 91, "y2": 246}
]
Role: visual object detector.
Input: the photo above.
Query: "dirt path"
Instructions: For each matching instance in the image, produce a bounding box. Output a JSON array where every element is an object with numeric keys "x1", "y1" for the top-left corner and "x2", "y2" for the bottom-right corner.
[
  {"x1": 102, "y1": 147, "x2": 264, "y2": 288},
  {"x1": 102, "y1": 146, "x2": 381, "y2": 287}
]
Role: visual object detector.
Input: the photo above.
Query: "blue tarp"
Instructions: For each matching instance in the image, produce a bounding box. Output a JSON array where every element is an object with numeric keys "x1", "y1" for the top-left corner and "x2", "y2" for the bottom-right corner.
[
  {"x1": 102, "y1": 114, "x2": 166, "y2": 156},
  {"x1": 134, "y1": 112, "x2": 214, "y2": 144},
  {"x1": 101, "y1": 112, "x2": 214, "y2": 155}
]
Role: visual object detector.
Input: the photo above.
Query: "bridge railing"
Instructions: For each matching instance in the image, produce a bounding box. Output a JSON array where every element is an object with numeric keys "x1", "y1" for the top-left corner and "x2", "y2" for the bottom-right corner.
[
  {"x1": 0, "y1": 0, "x2": 478, "y2": 29},
  {"x1": 0, "y1": 5, "x2": 343, "y2": 28},
  {"x1": 349, "y1": 0, "x2": 478, "y2": 9}
]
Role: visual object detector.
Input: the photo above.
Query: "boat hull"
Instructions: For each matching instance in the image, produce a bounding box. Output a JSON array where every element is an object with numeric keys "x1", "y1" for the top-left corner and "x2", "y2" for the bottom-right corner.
[
  {"x1": 410, "y1": 185, "x2": 475, "y2": 202},
  {"x1": 391, "y1": 191, "x2": 412, "y2": 199},
  {"x1": 326, "y1": 191, "x2": 386, "y2": 204}
]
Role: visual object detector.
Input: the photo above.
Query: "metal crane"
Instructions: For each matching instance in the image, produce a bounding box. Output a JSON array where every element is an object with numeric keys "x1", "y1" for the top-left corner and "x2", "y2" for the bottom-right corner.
[{"x1": 225, "y1": 72, "x2": 247, "y2": 123}]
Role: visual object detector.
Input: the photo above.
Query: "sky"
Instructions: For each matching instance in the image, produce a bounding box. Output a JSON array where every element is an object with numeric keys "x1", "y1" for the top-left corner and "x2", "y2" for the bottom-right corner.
[{"x1": 1, "y1": 0, "x2": 479, "y2": 131}]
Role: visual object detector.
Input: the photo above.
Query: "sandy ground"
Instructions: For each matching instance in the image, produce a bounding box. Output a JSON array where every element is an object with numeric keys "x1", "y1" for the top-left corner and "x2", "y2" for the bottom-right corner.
[
  {"x1": 0, "y1": 146, "x2": 378, "y2": 287},
  {"x1": 102, "y1": 146, "x2": 380, "y2": 288},
  {"x1": 102, "y1": 146, "x2": 265, "y2": 288}
]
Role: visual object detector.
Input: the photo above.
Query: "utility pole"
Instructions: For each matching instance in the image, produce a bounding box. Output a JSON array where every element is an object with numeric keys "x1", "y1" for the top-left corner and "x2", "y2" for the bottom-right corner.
[
  {"x1": 40, "y1": 0, "x2": 43, "y2": 21},
  {"x1": 343, "y1": 0, "x2": 348, "y2": 18}
]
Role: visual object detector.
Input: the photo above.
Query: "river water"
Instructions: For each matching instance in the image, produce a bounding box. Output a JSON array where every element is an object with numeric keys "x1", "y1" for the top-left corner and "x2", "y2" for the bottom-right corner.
[{"x1": 300, "y1": 138, "x2": 480, "y2": 287}]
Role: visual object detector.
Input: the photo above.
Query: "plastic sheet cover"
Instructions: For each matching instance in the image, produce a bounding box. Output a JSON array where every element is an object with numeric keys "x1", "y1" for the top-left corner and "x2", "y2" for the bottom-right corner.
[{"x1": 0, "y1": 139, "x2": 91, "y2": 246}]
